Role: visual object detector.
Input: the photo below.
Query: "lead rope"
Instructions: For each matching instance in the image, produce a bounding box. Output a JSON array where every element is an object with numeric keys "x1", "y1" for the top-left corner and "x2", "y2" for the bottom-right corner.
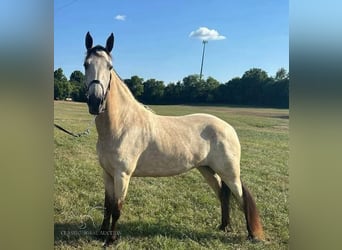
[
  {"x1": 54, "y1": 115, "x2": 97, "y2": 138},
  {"x1": 56, "y1": 71, "x2": 111, "y2": 138}
]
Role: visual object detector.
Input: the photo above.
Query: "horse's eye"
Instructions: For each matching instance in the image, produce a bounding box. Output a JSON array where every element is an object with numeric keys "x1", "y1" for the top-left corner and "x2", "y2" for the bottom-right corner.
[
  {"x1": 108, "y1": 63, "x2": 113, "y2": 70},
  {"x1": 83, "y1": 62, "x2": 89, "y2": 69}
]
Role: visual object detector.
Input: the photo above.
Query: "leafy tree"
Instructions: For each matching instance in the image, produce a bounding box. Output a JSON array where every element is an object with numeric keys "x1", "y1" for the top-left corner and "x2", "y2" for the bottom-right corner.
[
  {"x1": 69, "y1": 70, "x2": 87, "y2": 102},
  {"x1": 164, "y1": 81, "x2": 183, "y2": 104},
  {"x1": 275, "y1": 68, "x2": 288, "y2": 81},
  {"x1": 242, "y1": 68, "x2": 268, "y2": 81},
  {"x1": 213, "y1": 83, "x2": 227, "y2": 103},
  {"x1": 54, "y1": 68, "x2": 68, "y2": 82},
  {"x1": 240, "y1": 68, "x2": 270, "y2": 105},
  {"x1": 124, "y1": 75, "x2": 144, "y2": 100},
  {"x1": 181, "y1": 75, "x2": 220, "y2": 103},
  {"x1": 276, "y1": 78, "x2": 289, "y2": 107},
  {"x1": 54, "y1": 80, "x2": 71, "y2": 100},
  {"x1": 54, "y1": 68, "x2": 71, "y2": 100},
  {"x1": 224, "y1": 77, "x2": 242, "y2": 104},
  {"x1": 206, "y1": 76, "x2": 220, "y2": 90},
  {"x1": 204, "y1": 76, "x2": 220, "y2": 102},
  {"x1": 142, "y1": 79, "x2": 165, "y2": 104},
  {"x1": 54, "y1": 66, "x2": 288, "y2": 107},
  {"x1": 70, "y1": 70, "x2": 85, "y2": 84},
  {"x1": 182, "y1": 74, "x2": 202, "y2": 102}
]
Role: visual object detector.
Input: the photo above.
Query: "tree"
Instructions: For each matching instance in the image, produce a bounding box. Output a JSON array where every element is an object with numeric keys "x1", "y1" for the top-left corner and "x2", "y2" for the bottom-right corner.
[
  {"x1": 164, "y1": 81, "x2": 183, "y2": 104},
  {"x1": 275, "y1": 68, "x2": 288, "y2": 81},
  {"x1": 70, "y1": 70, "x2": 85, "y2": 84},
  {"x1": 275, "y1": 78, "x2": 289, "y2": 108},
  {"x1": 69, "y1": 70, "x2": 86, "y2": 102},
  {"x1": 182, "y1": 74, "x2": 202, "y2": 102},
  {"x1": 224, "y1": 77, "x2": 242, "y2": 104},
  {"x1": 54, "y1": 80, "x2": 71, "y2": 100},
  {"x1": 54, "y1": 68, "x2": 71, "y2": 100},
  {"x1": 54, "y1": 66, "x2": 288, "y2": 107},
  {"x1": 54, "y1": 68, "x2": 68, "y2": 82},
  {"x1": 142, "y1": 79, "x2": 165, "y2": 104},
  {"x1": 124, "y1": 75, "x2": 144, "y2": 100},
  {"x1": 240, "y1": 68, "x2": 269, "y2": 105},
  {"x1": 204, "y1": 76, "x2": 220, "y2": 102},
  {"x1": 213, "y1": 83, "x2": 227, "y2": 103}
]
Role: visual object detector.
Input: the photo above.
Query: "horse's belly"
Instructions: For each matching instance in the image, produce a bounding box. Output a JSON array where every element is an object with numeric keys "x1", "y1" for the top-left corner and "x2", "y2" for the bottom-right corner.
[
  {"x1": 133, "y1": 147, "x2": 208, "y2": 177},
  {"x1": 133, "y1": 160, "x2": 194, "y2": 177}
]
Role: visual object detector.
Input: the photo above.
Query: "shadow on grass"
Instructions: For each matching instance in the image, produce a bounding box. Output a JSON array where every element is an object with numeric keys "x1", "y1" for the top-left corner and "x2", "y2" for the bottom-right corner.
[
  {"x1": 54, "y1": 220, "x2": 244, "y2": 246},
  {"x1": 118, "y1": 221, "x2": 244, "y2": 244}
]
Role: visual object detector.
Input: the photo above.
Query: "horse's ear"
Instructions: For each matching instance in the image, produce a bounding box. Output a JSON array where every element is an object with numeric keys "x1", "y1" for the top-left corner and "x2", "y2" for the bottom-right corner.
[
  {"x1": 85, "y1": 32, "x2": 93, "y2": 50},
  {"x1": 105, "y1": 33, "x2": 114, "y2": 53}
]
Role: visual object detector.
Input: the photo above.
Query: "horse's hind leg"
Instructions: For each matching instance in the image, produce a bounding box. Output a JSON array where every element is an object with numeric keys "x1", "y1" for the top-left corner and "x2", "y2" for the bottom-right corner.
[
  {"x1": 219, "y1": 172, "x2": 264, "y2": 241},
  {"x1": 219, "y1": 181, "x2": 232, "y2": 231},
  {"x1": 197, "y1": 166, "x2": 232, "y2": 231}
]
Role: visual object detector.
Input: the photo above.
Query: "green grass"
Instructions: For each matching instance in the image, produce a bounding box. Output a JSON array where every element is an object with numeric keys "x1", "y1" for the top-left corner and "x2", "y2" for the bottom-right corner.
[{"x1": 54, "y1": 101, "x2": 289, "y2": 249}]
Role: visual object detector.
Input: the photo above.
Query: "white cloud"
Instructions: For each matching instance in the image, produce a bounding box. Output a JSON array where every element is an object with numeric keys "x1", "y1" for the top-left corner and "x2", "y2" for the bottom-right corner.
[
  {"x1": 189, "y1": 27, "x2": 226, "y2": 41},
  {"x1": 115, "y1": 15, "x2": 126, "y2": 21}
]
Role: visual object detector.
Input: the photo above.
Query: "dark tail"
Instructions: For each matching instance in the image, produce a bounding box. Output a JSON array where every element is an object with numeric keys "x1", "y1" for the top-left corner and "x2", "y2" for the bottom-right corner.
[{"x1": 242, "y1": 182, "x2": 264, "y2": 240}]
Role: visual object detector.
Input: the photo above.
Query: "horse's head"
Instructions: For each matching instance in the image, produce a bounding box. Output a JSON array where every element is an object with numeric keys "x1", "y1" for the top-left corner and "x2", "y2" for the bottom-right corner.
[{"x1": 84, "y1": 32, "x2": 114, "y2": 115}]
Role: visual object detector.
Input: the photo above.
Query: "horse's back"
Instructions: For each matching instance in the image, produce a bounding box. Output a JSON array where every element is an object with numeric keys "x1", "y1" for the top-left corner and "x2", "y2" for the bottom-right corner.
[{"x1": 163, "y1": 113, "x2": 239, "y2": 146}]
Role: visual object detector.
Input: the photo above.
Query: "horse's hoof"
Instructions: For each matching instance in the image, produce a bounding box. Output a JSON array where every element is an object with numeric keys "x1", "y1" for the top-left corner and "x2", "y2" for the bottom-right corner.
[
  {"x1": 102, "y1": 234, "x2": 120, "y2": 247},
  {"x1": 247, "y1": 234, "x2": 263, "y2": 243},
  {"x1": 102, "y1": 239, "x2": 113, "y2": 248}
]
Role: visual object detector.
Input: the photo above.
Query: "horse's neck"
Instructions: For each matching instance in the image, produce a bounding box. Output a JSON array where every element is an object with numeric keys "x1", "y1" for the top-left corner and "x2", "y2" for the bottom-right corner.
[{"x1": 96, "y1": 71, "x2": 147, "y2": 140}]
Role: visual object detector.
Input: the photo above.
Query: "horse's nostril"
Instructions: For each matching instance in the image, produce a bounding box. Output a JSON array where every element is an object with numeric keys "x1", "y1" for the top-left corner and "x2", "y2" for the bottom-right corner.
[{"x1": 87, "y1": 94, "x2": 102, "y2": 115}]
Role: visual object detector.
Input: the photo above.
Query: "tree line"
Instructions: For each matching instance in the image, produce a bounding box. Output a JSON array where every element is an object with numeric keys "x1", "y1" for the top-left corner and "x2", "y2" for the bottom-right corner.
[{"x1": 54, "y1": 67, "x2": 289, "y2": 108}]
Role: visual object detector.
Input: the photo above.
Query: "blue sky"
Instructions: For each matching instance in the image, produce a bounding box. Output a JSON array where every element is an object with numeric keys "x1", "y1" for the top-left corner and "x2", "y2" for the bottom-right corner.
[{"x1": 54, "y1": 0, "x2": 288, "y2": 84}]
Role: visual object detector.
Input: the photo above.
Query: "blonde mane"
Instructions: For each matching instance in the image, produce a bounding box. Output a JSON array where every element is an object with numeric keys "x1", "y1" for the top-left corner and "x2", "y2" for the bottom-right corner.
[{"x1": 111, "y1": 70, "x2": 155, "y2": 113}]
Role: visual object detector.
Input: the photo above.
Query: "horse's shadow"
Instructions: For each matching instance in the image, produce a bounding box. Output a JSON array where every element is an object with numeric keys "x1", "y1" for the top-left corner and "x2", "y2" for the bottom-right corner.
[{"x1": 54, "y1": 220, "x2": 244, "y2": 246}]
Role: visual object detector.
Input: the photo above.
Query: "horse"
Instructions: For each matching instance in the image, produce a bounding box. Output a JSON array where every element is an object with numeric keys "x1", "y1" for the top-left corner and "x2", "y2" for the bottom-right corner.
[{"x1": 83, "y1": 32, "x2": 264, "y2": 246}]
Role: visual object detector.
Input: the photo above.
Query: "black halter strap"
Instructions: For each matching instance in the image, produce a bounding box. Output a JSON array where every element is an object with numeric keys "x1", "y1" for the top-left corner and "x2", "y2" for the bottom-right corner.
[
  {"x1": 87, "y1": 80, "x2": 105, "y2": 96},
  {"x1": 86, "y1": 72, "x2": 111, "y2": 109}
]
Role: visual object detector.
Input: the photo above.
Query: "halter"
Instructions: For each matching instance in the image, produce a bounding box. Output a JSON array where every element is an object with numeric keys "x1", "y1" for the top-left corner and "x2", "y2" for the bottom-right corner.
[{"x1": 86, "y1": 72, "x2": 111, "y2": 112}]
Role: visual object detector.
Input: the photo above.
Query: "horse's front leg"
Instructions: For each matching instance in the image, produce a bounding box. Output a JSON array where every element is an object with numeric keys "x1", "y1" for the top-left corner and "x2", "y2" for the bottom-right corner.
[
  {"x1": 98, "y1": 170, "x2": 113, "y2": 239},
  {"x1": 103, "y1": 170, "x2": 132, "y2": 247}
]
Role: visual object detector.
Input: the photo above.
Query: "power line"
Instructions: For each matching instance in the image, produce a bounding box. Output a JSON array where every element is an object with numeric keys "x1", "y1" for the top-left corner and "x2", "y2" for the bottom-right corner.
[{"x1": 56, "y1": 0, "x2": 80, "y2": 12}]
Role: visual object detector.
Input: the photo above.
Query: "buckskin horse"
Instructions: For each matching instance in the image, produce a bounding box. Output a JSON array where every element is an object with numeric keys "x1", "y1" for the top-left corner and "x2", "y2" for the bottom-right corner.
[{"x1": 83, "y1": 32, "x2": 264, "y2": 246}]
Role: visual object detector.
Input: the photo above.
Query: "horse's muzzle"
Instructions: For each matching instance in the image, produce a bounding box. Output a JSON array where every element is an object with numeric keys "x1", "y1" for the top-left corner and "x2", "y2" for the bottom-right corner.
[{"x1": 87, "y1": 94, "x2": 104, "y2": 115}]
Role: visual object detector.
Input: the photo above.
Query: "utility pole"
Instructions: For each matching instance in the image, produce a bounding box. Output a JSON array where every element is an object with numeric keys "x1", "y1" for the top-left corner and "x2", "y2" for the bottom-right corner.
[{"x1": 199, "y1": 40, "x2": 208, "y2": 81}]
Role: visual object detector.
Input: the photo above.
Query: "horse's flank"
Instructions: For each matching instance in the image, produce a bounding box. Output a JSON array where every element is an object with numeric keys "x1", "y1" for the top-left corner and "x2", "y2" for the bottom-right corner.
[{"x1": 95, "y1": 70, "x2": 241, "y2": 178}]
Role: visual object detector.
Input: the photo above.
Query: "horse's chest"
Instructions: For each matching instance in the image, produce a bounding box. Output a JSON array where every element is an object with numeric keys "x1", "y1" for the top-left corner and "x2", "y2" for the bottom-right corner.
[{"x1": 96, "y1": 139, "x2": 141, "y2": 173}]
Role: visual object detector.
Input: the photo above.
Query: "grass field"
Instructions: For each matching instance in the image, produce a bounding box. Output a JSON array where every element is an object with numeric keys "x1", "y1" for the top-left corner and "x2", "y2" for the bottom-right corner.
[{"x1": 54, "y1": 101, "x2": 289, "y2": 249}]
